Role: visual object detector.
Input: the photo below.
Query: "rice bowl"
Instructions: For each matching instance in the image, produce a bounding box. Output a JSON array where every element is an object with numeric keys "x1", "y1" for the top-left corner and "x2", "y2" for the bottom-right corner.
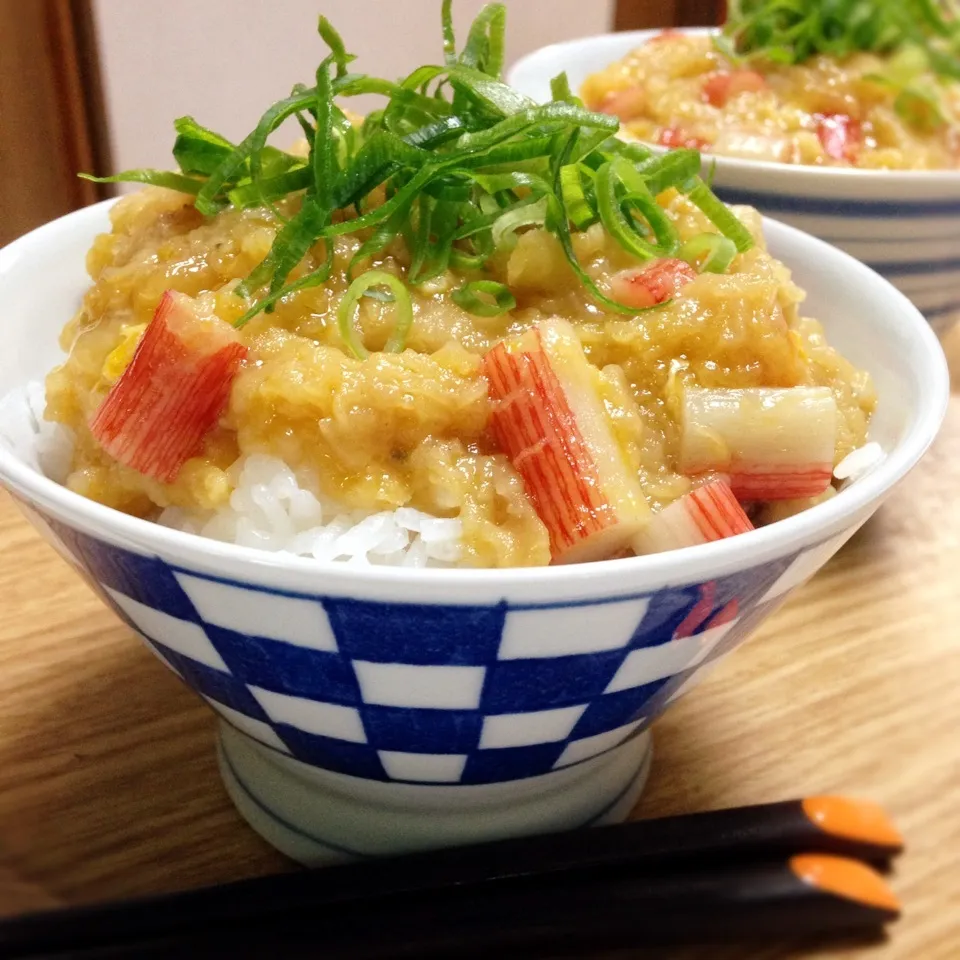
[{"x1": 0, "y1": 3, "x2": 950, "y2": 862}]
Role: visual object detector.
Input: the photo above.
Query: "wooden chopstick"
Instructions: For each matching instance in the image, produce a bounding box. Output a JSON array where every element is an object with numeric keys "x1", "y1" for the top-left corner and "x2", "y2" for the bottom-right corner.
[{"x1": 0, "y1": 796, "x2": 903, "y2": 958}]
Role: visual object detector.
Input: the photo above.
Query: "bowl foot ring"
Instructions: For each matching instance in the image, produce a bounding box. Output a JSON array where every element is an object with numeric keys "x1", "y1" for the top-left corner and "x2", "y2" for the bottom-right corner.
[{"x1": 217, "y1": 722, "x2": 653, "y2": 866}]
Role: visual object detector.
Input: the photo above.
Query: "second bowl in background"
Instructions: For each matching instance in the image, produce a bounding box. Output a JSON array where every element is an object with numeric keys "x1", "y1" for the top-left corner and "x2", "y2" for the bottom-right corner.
[{"x1": 508, "y1": 28, "x2": 960, "y2": 334}]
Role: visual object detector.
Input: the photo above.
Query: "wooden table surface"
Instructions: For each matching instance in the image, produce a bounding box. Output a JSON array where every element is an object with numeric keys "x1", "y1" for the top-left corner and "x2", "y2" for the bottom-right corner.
[{"x1": 1, "y1": 327, "x2": 958, "y2": 958}]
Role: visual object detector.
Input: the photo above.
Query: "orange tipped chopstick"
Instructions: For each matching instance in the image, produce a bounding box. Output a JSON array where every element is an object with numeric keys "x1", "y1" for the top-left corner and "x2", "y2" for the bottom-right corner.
[
  {"x1": 0, "y1": 854, "x2": 901, "y2": 959},
  {"x1": 0, "y1": 797, "x2": 903, "y2": 958}
]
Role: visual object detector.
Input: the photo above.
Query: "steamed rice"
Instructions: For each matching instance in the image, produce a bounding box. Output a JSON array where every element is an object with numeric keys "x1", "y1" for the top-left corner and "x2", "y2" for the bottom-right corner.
[
  {"x1": 1, "y1": 382, "x2": 463, "y2": 568},
  {"x1": 0, "y1": 381, "x2": 74, "y2": 484}
]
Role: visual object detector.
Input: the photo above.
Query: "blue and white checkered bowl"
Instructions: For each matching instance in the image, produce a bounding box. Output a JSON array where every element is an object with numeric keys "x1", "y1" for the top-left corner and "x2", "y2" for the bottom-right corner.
[
  {"x1": 509, "y1": 28, "x2": 960, "y2": 335},
  {"x1": 0, "y1": 201, "x2": 948, "y2": 865}
]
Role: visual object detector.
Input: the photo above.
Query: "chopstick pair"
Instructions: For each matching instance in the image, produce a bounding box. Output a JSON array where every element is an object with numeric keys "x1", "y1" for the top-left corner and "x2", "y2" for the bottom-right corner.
[{"x1": 0, "y1": 795, "x2": 904, "y2": 959}]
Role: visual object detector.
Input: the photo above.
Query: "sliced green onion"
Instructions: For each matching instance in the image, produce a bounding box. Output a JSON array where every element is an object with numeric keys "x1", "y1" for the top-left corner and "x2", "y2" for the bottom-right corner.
[
  {"x1": 552, "y1": 132, "x2": 652, "y2": 315},
  {"x1": 606, "y1": 138, "x2": 655, "y2": 165},
  {"x1": 633, "y1": 149, "x2": 701, "y2": 196},
  {"x1": 886, "y1": 43, "x2": 931, "y2": 83},
  {"x1": 449, "y1": 228, "x2": 494, "y2": 269},
  {"x1": 492, "y1": 196, "x2": 550, "y2": 250},
  {"x1": 449, "y1": 64, "x2": 533, "y2": 119},
  {"x1": 383, "y1": 86, "x2": 454, "y2": 137},
  {"x1": 677, "y1": 233, "x2": 738, "y2": 274},
  {"x1": 441, "y1": 0, "x2": 457, "y2": 64},
  {"x1": 312, "y1": 61, "x2": 337, "y2": 225},
  {"x1": 338, "y1": 270, "x2": 414, "y2": 359},
  {"x1": 423, "y1": 175, "x2": 473, "y2": 202},
  {"x1": 559, "y1": 163, "x2": 595, "y2": 230},
  {"x1": 454, "y1": 102, "x2": 616, "y2": 153},
  {"x1": 451, "y1": 280, "x2": 516, "y2": 316},
  {"x1": 458, "y1": 2, "x2": 507, "y2": 78},
  {"x1": 195, "y1": 88, "x2": 317, "y2": 216},
  {"x1": 894, "y1": 85, "x2": 946, "y2": 130},
  {"x1": 612, "y1": 157, "x2": 679, "y2": 251},
  {"x1": 410, "y1": 199, "x2": 459, "y2": 283},
  {"x1": 350, "y1": 205, "x2": 410, "y2": 278},
  {"x1": 172, "y1": 116, "x2": 234, "y2": 176},
  {"x1": 595, "y1": 161, "x2": 658, "y2": 261},
  {"x1": 725, "y1": 0, "x2": 960, "y2": 81},
  {"x1": 317, "y1": 15, "x2": 354, "y2": 79},
  {"x1": 711, "y1": 32, "x2": 743, "y2": 64},
  {"x1": 679, "y1": 177, "x2": 755, "y2": 253},
  {"x1": 85, "y1": 2, "x2": 757, "y2": 334},
  {"x1": 550, "y1": 72, "x2": 573, "y2": 102},
  {"x1": 407, "y1": 195, "x2": 435, "y2": 281},
  {"x1": 235, "y1": 242, "x2": 334, "y2": 328},
  {"x1": 226, "y1": 166, "x2": 312, "y2": 208},
  {"x1": 78, "y1": 170, "x2": 203, "y2": 194}
]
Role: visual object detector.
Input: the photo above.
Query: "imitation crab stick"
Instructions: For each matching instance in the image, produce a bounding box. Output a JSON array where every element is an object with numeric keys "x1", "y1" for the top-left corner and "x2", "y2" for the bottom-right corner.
[
  {"x1": 816, "y1": 113, "x2": 861, "y2": 162},
  {"x1": 482, "y1": 318, "x2": 651, "y2": 564},
  {"x1": 90, "y1": 291, "x2": 247, "y2": 483},
  {"x1": 679, "y1": 387, "x2": 838, "y2": 500},
  {"x1": 658, "y1": 126, "x2": 710, "y2": 151},
  {"x1": 610, "y1": 259, "x2": 698, "y2": 310},
  {"x1": 702, "y1": 70, "x2": 767, "y2": 107},
  {"x1": 598, "y1": 86, "x2": 647, "y2": 121},
  {"x1": 633, "y1": 480, "x2": 754, "y2": 556}
]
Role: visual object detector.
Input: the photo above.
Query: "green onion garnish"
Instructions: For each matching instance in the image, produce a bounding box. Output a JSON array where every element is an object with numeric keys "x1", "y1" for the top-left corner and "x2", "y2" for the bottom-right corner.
[
  {"x1": 725, "y1": 0, "x2": 960, "y2": 81},
  {"x1": 559, "y1": 163, "x2": 596, "y2": 231},
  {"x1": 452, "y1": 280, "x2": 517, "y2": 316},
  {"x1": 82, "y1": 2, "x2": 755, "y2": 329},
  {"x1": 79, "y1": 170, "x2": 204, "y2": 194},
  {"x1": 596, "y1": 161, "x2": 659, "y2": 262},
  {"x1": 337, "y1": 270, "x2": 414, "y2": 359},
  {"x1": 677, "y1": 233, "x2": 739, "y2": 274},
  {"x1": 679, "y1": 177, "x2": 755, "y2": 253},
  {"x1": 894, "y1": 85, "x2": 947, "y2": 129}
]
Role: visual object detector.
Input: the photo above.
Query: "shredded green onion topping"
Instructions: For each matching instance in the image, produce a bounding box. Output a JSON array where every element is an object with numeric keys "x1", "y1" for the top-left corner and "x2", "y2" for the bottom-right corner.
[
  {"x1": 83, "y1": 2, "x2": 754, "y2": 337},
  {"x1": 724, "y1": 0, "x2": 960, "y2": 79},
  {"x1": 677, "y1": 233, "x2": 738, "y2": 273}
]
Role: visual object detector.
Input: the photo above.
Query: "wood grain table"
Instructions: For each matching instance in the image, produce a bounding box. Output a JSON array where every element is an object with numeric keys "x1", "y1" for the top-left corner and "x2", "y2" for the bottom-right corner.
[{"x1": 2, "y1": 326, "x2": 958, "y2": 959}]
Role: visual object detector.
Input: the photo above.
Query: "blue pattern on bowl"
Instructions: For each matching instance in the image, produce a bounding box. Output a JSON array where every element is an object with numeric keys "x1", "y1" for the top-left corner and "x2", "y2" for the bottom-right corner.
[{"x1": 33, "y1": 509, "x2": 838, "y2": 787}]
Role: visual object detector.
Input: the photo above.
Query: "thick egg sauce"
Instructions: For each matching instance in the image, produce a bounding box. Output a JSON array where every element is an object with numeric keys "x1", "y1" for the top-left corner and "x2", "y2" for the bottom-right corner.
[{"x1": 45, "y1": 186, "x2": 874, "y2": 567}]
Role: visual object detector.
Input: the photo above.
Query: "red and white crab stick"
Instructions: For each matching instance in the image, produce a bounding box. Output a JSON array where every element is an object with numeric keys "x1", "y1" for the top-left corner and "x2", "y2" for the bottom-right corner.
[
  {"x1": 679, "y1": 386, "x2": 838, "y2": 500},
  {"x1": 483, "y1": 318, "x2": 651, "y2": 564},
  {"x1": 702, "y1": 69, "x2": 767, "y2": 107},
  {"x1": 610, "y1": 259, "x2": 697, "y2": 310},
  {"x1": 816, "y1": 113, "x2": 861, "y2": 163},
  {"x1": 90, "y1": 290, "x2": 247, "y2": 483},
  {"x1": 633, "y1": 479, "x2": 754, "y2": 556}
]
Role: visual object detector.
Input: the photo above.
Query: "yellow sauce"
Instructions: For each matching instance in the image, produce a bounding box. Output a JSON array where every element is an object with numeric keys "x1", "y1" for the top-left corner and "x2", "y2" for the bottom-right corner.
[
  {"x1": 45, "y1": 185, "x2": 875, "y2": 567},
  {"x1": 581, "y1": 33, "x2": 960, "y2": 169}
]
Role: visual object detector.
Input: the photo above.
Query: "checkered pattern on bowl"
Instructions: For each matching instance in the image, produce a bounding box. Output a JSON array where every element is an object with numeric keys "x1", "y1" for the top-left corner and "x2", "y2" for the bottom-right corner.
[{"x1": 34, "y1": 509, "x2": 847, "y2": 786}]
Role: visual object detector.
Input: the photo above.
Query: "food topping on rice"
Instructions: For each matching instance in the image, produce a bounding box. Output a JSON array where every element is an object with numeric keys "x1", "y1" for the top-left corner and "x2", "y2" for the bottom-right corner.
[
  {"x1": 40, "y1": 2, "x2": 876, "y2": 567},
  {"x1": 582, "y1": 0, "x2": 960, "y2": 169}
]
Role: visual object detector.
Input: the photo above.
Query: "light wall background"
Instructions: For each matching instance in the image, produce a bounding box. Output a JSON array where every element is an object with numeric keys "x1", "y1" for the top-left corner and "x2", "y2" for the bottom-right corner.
[{"x1": 91, "y1": 0, "x2": 614, "y2": 174}]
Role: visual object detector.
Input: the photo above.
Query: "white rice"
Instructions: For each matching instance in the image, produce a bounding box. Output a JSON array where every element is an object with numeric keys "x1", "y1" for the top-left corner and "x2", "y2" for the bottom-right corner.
[
  {"x1": 833, "y1": 441, "x2": 885, "y2": 486},
  {"x1": 0, "y1": 382, "x2": 463, "y2": 568},
  {"x1": 0, "y1": 380, "x2": 74, "y2": 483}
]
